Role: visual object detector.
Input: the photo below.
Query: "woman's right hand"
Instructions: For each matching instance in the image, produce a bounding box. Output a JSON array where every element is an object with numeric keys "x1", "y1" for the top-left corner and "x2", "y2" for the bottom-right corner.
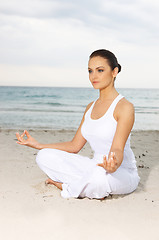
[{"x1": 16, "y1": 130, "x2": 40, "y2": 149}]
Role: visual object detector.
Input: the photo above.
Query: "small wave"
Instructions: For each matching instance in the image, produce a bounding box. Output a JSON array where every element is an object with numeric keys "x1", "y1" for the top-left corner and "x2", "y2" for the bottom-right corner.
[
  {"x1": 0, "y1": 108, "x2": 84, "y2": 113},
  {"x1": 33, "y1": 102, "x2": 62, "y2": 106},
  {"x1": 135, "y1": 106, "x2": 159, "y2": 109},
  {"x1": 27, "y1": 102, "x2": 86, "y2": 108},
  {"x1": 24, "y1": 94, "x2": 59, "y2": 98},
  {"x1": 135, "y1": 106, "x2": 159, "y2": 114},
  {"x1": 136, "y1": 111, "x2": 159, "y2": 114}
]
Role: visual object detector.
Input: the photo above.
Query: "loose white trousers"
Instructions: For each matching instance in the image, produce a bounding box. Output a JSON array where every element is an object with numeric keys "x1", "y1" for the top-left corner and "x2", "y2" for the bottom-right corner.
[{"x1": 36, "y1": 148, "x2": 140, "y2": 199}]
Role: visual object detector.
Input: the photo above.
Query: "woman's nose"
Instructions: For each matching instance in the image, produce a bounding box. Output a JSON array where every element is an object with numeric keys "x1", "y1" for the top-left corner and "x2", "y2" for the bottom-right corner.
[{"x1": 92, "y1": 71, "x2": 97, "y2": 80}]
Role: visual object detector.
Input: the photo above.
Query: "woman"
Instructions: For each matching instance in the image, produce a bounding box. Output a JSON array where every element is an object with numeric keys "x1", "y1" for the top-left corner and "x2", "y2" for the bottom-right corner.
[{"x1": 16, "y1": 49, "x2": 140, "y2": 199}]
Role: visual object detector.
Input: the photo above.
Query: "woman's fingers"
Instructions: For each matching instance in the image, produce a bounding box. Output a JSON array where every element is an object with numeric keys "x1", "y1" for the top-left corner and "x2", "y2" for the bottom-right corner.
[
  {"x1": 107, "y1": 159, "x2": 111, "y2": 169},
  {"x1": 16, "y1": 141, "x2": 26, "y2": 145},
  {"x1": 103, "y1": 155, "x2": 107, "y2": 168},
  {"x1": 97, "y1": 163, "x2": 104, "y2": 168},
  {"x1": 103, "y1": 155, "x2": 106, "y2": 161},
  {"x1": 97, "y1": 156, "x2": 108, "y2": 169},
  {"x1": 18, "y1": 131, "x2": 25, "y2": 142},
  {"x1": 110, "y1": 151, "x2": 115, "y2": 159},
  {"x1": 16, "y1": 130, "x2": 38, "y2": 148},
  {"x1": 25, "y1": 130, "x2": 30, "y2": 138},
  {"x1": 16, "y1": 132, "x2": 22, "y2": 141},
  {"x1": 16, "y1": 131, "x2": 27, "y2": 143},
  {"x1": 97, "y1": 153, "x2": 118, "y2": 172},
  {"x1": 109, "y1": 152, "x2": 118, "y2": 171},
  {"x1": 110, "y1": 159, "x2": 115, "y2": 168},
  {"x1": 21, "y1": 131, "x2": 25, "y2": 138}
]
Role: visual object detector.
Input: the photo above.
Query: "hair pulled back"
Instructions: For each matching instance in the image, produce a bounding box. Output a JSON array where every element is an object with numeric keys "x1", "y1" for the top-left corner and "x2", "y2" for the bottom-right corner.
[{"x1": 89, "y1": 49, "x2": 121, "y2": 74}]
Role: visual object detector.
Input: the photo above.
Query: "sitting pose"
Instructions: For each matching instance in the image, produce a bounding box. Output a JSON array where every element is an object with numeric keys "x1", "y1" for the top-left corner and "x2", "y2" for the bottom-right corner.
[{"x1": 16, "y1": 49, "x2": 140, "y2": 199}]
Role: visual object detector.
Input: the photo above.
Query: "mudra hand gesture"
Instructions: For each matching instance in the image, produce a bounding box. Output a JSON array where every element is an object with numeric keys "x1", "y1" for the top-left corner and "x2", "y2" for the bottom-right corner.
[
  {"x1": 16, "y1": 130, "x2": 40, "y2": 149},
  {"x1": 97, "y1": 152, "x2": 118, "y2": 173}
]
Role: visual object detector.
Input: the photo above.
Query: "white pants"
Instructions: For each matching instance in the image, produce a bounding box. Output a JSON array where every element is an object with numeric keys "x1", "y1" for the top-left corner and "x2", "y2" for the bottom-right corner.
[{"x1": 36, "y1": 148, "x2": 140, "y2": 199}]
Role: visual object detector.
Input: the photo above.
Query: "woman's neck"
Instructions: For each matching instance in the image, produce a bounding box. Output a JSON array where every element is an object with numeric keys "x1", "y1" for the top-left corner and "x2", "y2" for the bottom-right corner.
[{"x1": 99, "y1": 87, "x2": 118, "y2": 101}]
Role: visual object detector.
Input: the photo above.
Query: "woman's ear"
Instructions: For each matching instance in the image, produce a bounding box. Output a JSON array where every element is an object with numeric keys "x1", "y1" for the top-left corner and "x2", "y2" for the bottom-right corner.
[{"x1": 113, "y1": 67, "x2": 119, "y2": 78}]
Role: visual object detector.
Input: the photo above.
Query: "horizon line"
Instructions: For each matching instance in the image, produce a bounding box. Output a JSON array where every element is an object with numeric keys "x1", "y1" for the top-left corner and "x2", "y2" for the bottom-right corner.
[{"x1": 0, "y1": 85, "x2": 158, "y2": 89}]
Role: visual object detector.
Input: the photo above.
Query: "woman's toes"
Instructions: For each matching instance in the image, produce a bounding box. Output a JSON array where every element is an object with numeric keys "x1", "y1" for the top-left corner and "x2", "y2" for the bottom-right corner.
[
  {"x1": 45, "y1": 178, "x2": 55, "y2": 185},
  {"x1": 45, "y1": 179, "x2": 49, "y2": 185}
]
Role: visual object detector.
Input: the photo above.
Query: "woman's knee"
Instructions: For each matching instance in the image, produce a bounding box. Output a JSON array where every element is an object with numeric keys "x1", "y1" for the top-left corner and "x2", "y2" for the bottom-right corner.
[
  {"x1": 36, "y1": 148, "x2": 49, "y2": 166},
  {"x1": 107, "y1": 168, "x2": 139, "y2": 194},
  {"x1": 36, "y1": 148, "x2": 62, "y2": 167}
]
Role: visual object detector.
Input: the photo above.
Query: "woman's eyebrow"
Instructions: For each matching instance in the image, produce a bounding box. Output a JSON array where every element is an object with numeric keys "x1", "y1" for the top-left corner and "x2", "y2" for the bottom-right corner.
[
  {"x1": 88, "y1": 66, "x2": 105, "y2": 69},
  {"x1": 96, "y1": 66, "x2": 104, "y2": 69}
]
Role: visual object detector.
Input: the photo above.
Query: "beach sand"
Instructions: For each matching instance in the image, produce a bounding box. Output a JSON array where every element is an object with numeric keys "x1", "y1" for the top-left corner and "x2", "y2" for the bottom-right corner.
[{"x1": 0, "y1": 129, "x2": 159, "y2": 240}]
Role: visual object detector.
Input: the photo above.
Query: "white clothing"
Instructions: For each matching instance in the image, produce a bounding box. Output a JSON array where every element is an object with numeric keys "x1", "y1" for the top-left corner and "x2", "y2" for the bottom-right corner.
[{"x1": 36, "y1": 94, "x2": 140, "y2": 199}]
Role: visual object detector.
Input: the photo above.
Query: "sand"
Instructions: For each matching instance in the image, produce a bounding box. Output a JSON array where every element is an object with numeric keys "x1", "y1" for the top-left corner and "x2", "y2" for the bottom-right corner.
[{"x1": 0, "y1": 129, "x2": 159, "y2": 240}]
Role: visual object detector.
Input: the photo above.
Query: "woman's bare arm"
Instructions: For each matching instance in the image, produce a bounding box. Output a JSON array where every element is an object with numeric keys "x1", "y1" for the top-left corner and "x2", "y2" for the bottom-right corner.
[{"x1": 16, "y1": 102, "x2": 93, "y2": 153}]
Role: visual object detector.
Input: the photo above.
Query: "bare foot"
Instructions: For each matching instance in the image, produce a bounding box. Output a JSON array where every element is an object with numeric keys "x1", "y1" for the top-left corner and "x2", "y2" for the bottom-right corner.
[
  {"x1": 45, "y1": 178, "x2": 55, "y2": 185},
  {"x1": 45, "y1": 178, "x2": 63, "y2": 190}
]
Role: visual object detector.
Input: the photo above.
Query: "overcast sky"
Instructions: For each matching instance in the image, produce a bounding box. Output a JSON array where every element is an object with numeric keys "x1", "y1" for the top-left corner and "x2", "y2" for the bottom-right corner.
[{"x1": 0, "y1": 0, "x2": 159, "y2": 88}]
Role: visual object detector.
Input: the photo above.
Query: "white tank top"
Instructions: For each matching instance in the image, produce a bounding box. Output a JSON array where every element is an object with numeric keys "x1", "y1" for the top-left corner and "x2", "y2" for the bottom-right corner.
[{"x1": 81, "y1": 94, "x2": 137, "y2": 169}]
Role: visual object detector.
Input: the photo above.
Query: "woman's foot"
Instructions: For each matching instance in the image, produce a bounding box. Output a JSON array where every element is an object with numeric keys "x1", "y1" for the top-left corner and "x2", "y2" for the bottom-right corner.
[
  {"x1": 45, "y1": 178, "x2": 63, "y2": 190},
  {"x1": 45, "y1": 178, "x2": 55, "y2": 185}
]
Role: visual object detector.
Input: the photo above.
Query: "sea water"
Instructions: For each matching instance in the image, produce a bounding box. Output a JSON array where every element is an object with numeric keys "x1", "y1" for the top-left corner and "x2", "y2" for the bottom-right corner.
[{"x1": 0, "y1": 86, "x2": 159, "y2": 130}]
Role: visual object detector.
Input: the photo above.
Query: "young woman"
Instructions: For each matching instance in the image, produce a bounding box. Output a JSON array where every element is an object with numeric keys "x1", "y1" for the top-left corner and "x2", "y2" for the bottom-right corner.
[{"x1": 16, "y1": 49, "x2": 140, "y2": 199}]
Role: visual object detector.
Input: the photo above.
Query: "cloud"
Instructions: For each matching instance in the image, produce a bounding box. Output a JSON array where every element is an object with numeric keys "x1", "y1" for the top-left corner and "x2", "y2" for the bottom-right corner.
[
  {"x1": 1, "y1": 0, "x2": 159, "y2": 34},
  {"x1": 0, "y1": 0, "x2": 159, "y2": 88},
  {"x1": 0, "y1": 0, "x2": 99, "y2": 20},
  {"x1": 1, "y1": 0, "x2": 158, "y2": 47}
]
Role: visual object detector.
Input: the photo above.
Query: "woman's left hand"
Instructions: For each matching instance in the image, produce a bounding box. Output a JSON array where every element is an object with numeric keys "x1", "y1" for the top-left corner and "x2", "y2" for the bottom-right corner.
[{"x1": 97, "y1": 152, "x2": 118, "y2": 173}]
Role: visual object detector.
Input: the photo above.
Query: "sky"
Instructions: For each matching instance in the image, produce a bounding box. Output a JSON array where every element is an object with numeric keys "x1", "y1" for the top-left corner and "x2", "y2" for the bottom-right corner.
[{"x1": 0, "y1": 0, "x2": 159, "y2": 88}]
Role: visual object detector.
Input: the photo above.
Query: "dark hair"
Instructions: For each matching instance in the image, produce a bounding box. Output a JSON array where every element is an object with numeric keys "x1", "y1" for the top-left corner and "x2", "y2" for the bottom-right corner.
[{"x1": 89, "y1": 49, "x2": 121, "y2": 74}]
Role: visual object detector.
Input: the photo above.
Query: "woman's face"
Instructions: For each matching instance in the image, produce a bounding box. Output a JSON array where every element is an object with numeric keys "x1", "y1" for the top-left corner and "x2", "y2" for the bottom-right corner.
[{"x1": 88, "y1": 56, "x2": 118, "y2": 90}]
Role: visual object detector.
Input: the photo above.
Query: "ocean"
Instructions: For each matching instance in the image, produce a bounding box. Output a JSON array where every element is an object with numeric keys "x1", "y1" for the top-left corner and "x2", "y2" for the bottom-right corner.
[{"x1": 0, "y1": 86, "x2": 159, "y2": 131}]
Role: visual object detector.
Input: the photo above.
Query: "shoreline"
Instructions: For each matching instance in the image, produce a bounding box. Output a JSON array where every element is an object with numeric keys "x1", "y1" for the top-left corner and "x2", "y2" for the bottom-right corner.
[{"x1": 1, "y1": 127, "x2": 159, "y2": 132}]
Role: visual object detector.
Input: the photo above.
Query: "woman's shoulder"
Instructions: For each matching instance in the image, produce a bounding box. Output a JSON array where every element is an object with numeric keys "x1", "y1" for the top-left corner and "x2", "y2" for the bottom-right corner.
[
  {"x1": 115, "y1": 96, "x2": 135, "y2": 119},
  {"x1": 83, "y1": 101, "x2": 94, "y2": 116},
  {"x1": 86, "y1": 101, "x2": 94, "y2": 110},
  {"x1": 85, "y1": 101, "x2": 94, "y2": 113},
  {"x1": 119, "y1": 97, "x2": 134, "y2": 109}
]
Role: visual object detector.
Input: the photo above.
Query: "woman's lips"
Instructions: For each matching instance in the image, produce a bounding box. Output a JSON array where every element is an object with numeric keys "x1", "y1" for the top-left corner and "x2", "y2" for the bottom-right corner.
[{"x1": 92, "y1": 81, "x2": 99, "y2": 84}]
